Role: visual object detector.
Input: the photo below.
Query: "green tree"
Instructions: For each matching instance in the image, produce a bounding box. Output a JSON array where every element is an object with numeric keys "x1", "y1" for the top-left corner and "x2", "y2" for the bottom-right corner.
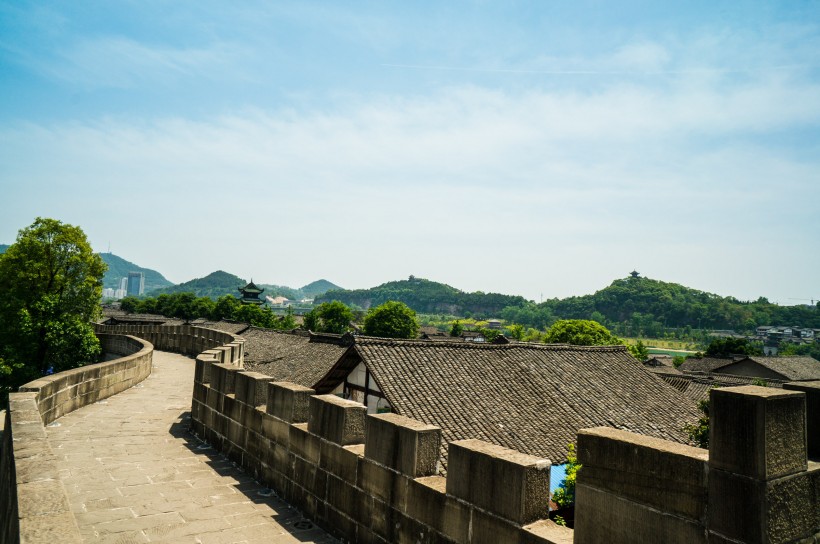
[
  {"x1": 543, "y1": 319, "x2": 623, "y2": 346},
  {"x1": 362, "y1": 301, "x2": 419, "y2": 339},
  {"x1": 704, "y1": 337, "x2": 763, "y2": 358},
  {"x1": 280, "y1": 306, "x2": 297, "y2": 330},
  {"x1": 303, "y1": 301, "x2": 353, "y2": 334},
  {"x1": 552, "y1": 443, "x2": 581, "y2": 509},
  {"x1": 449, "y1": 320, "x2": 464, "y2": 337},
  {"x1": 0, "y1": 218, "x2": 106, "y2": 403},
  {"x1": 212, "y1": 295, "x2": 240, "y2": 321},
  {"x1": 684, "y1": 398, "x2": 710, "y2": 449},
  {"x1": 628, "y1": 339, "x2": 649, "y2": 361}
]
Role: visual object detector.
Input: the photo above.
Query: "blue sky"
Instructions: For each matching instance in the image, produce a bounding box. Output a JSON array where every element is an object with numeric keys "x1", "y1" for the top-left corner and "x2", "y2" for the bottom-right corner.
[{"x1": 1, "y1": 1, "x2": 818, "y2": 304}]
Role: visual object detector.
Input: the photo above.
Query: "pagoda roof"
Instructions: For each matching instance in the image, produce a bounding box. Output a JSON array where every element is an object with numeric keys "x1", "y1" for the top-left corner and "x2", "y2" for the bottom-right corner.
[{"x1": 239, "y1": 280, "x2": 264, "y2": 294}]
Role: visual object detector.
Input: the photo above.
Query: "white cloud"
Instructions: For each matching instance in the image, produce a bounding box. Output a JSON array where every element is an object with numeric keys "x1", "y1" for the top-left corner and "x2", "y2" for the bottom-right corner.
[{"x1": 1, "y1": 67, "x2": 818, "y2": 301}]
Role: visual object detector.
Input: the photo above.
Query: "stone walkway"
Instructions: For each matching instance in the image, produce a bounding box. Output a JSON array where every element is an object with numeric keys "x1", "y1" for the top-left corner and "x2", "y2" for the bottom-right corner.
[{"x1": 46, "y1": 351, "x2": 337, "y2": 544}]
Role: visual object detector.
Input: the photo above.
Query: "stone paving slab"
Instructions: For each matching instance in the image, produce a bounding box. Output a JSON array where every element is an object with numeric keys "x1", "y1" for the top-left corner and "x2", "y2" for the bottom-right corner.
[{"x1": 46, "y1": 351, "x2": 337, "y2": 544}]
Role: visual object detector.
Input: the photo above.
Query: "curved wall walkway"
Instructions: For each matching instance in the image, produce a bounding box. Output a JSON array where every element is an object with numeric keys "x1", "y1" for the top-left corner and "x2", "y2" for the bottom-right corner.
[{"x1": 46, "y1": 350, "x2": 336, "y2": 544}]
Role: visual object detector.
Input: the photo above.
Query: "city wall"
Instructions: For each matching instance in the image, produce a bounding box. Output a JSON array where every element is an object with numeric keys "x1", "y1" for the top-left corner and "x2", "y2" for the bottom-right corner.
[
  {"x1": 0, "y1": 325, "x2": 244, "y2": 544},
  {"x1": 190, "y1": 357, "x2": 572, "y2": 544},
  {"x1": 4, "y1": 323, "x2": 817, "y2": 544},
  {"x1": 575, "y1": 383, "x2": 820, "y2": 544}
]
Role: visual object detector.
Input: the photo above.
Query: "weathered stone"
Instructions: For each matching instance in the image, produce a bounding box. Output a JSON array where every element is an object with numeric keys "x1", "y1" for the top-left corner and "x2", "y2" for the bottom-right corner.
[
  {"x1": 577, "y1": 427, "x2": 708, "y2": 520},
  {"x1": 784, "y1": 381, "x2": 820, "y2": 458},
  {"x1": 710, "y1": 386, "x2": 807, "y2": 480},
  {"x1": 267, "y1": 382, "x2": 314, "y2": 423},
  {"x1": 574, "y1": 483, "x2": 706, "y2": 544},
  {"x1": 446, "y1": 439, "x2": 550, "y2": 525},
  {"x1": 308, "y1": 395, "x2": 366, "y2": 446},
  {"x1": 365, "y1": 413, "x2": 441, "y2": 477}
]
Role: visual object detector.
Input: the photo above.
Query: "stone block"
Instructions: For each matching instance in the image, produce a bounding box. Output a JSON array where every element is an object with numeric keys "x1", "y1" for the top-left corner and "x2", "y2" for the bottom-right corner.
[
  {"x1": 320, "y1": 440, "x2": 363, "y2": 483},
  {"x1": 710, "y1": 386, "x2": 807, "y2": 480},
  {"x1": 194, "y1": 356, "x2": 212, "y2": 385},
  {"x1": 327, "y1": 474, "x2": 370, "y2": 521},
  {"x1": 234, "y1": 371, "x2": 270, "y2": 408},
  {"x1": 211, "y1": 363, "x2": 239, "y2": 396},
  {"x1": 268, "y1": 382, "x2": 314, "y2": 423},
  {"x1": 260, "y1": 413, "x2": 290, "y2": 445},
  {"x1": 358, "y1": 458, "x2": 398, "y2": 506},
  {"x1": 784, "y1": 381, "x2": 820, "y2": 458},
  {"x1": 576, "y1": 427, "x2": 708, "y2": 520},
  {"x1": 290, "y1": 423, "x2": 320, "y2": 464},
  {"x1": 365, "y1": 413, "x2": 441, "y2": 477},
  {"x1": 574, "y1": 483, "x2": 706, "y2": 544},
  {"x1": 446, "y1": 439, "x2": 550, "y2": 526},
  {"x1": 406, "y1": 476, "x2": 470, "y2": 543},
  {"x1": 308, "y1": 395, "x2": 366, "y2": 446},
  {"x1": 707, "y1": 466, "x2": 820, "y2": 544}
]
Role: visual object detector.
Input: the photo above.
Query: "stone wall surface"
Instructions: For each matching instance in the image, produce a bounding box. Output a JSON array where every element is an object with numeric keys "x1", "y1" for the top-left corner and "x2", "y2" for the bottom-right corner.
[
  {"x1": 6, "y1": 323, "x2": 815, "y2": 544},
  {"x1": 0, "y1": 332, "x2": 156, "y2": 544},
  {"x1": 190, "y1": 355, "x2": 572, "y2": 544},
  {"x1": 575, "y1": 383, "x2": 820, "y2": 544}
]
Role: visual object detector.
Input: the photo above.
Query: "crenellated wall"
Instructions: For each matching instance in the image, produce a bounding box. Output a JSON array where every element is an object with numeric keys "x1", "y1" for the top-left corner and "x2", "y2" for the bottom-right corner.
[
  {"x1": 190, "y1": 357, "x2": 573, "y2": 544},
  {"x1": 92, "y1": 323, "x2": 245, "y2": 365},
  {"x1": 574, "y1": 383, "x2": 820, "y2": 544},
  {"x1": 0, "y1": 333, "x2": 154, "y2": 544}
]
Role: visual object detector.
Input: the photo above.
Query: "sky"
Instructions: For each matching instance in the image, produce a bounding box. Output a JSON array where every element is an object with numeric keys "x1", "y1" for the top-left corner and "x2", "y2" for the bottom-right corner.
[{"x1": 1, "y1": 1, "x2": 819, "y2": 305}]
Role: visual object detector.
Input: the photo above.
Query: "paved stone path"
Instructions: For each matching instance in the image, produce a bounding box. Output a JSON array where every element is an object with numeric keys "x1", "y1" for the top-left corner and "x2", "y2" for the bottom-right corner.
[{"x1": 46, "y1": 351, "x2": 337, "y2": 544}]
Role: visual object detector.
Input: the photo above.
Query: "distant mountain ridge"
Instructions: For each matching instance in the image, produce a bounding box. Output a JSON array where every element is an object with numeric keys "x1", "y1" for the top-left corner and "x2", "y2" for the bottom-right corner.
[
  {"x1": 316, "y1": 276, "x2": 527, "y2": 315},
  {"x1": 147, "y1": 270, "x2": 341, "y2": 300},
  {"x1": 99, "y1": 253, "x2": 173, "y2": 292}
]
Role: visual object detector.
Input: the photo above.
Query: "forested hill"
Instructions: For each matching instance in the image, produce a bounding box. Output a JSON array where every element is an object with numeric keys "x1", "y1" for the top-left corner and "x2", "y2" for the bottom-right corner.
[
  {"x1": 147, "y1": 270, "x2": 261, "y2": 299},
  {"x1": 501, "y1": 275, "x2": 820, "y2": 335},
  {"x1": 99, "y1": 253, "x2": 173, "y2": 292},
  {"x1": 301, "y1": 279, "x2": 342, "y2": 299},
  {"x1": 147, "y1": 270, "x2": 339, "y2": 300},
  {"x1": 315, "y1": 276, "x2": 528, "y2": 315}
]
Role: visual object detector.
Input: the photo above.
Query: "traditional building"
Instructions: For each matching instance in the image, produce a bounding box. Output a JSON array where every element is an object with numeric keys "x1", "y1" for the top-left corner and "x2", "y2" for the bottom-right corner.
[
  {"x1": 238, "y1": 280, "x2": 265, "y2": 305},
  {"x1": 310, "y1": 337, "x2": 699, "y2": 468}
]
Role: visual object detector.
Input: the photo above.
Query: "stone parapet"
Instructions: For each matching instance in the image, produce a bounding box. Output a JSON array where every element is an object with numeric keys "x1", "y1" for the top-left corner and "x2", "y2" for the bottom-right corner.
[
  {"x1": 573, "y1": 385, "x2": 820, "y2": 544},
  {"x1": 190, "y1": 355, "x2": 567, "y2": 544}
]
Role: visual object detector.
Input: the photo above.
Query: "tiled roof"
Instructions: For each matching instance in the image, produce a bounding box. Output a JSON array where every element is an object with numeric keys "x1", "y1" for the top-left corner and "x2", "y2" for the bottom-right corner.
[
  {"x1": 197, "y1": 320, "x2": 252, "y2": 335},
  {"x1": 658, "y1": 373, "x2": 787, "y2": 404},
  {"x1": 677, "y1": 357, "x2": 733, "y2": 373},
  {"x1": 317, "y1": 338, "x2": 700, "y2": 467},
  {"x1": 743, "y1": 356, "x2": 820, "y2": 381},
  {"x1": 241, "y1": 328, "x2": 350, "y2": 387}
]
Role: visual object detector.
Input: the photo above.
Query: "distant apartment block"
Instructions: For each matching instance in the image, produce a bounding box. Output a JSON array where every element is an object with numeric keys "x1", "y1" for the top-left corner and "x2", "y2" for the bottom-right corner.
[{"x1": 126, "y1": 272, "x2": 145, "y2": 297}]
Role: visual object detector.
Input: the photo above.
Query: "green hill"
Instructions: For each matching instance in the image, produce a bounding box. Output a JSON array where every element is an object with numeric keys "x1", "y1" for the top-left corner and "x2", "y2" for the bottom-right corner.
[
  {"x1": 315, "y1": 276, "x2": 527, "y2": 316},
  {"x1": 502, "y1": 274, "x2": 820, "y2": 336},
  {"x1": 147, "y1": 270, "x2": 247, "y2": 299},
  {"x1": 0, "y1": 244, "x2": 8, "y2": 254},
  {"x1": 99, "y1": 253, "x2": 173, "y2": 292},
  {"x1": 300, "y1": 279, "x2": 342, "y2": 299}
]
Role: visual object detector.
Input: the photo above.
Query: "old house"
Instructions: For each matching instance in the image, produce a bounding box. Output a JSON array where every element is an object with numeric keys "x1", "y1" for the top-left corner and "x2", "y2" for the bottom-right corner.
[{"x1": 310, "y1": 337, "x2": 700, "y2": 468}]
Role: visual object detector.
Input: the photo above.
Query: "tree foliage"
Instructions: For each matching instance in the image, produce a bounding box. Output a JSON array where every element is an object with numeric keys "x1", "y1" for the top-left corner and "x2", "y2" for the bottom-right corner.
[
  {"x1": 362, "y1": 301, "x2": 419, "y2": 339},
  {"x1": 120, "y1": 292, "x2": 296, "y2": 330},
  {"x1": 543, "y1": 319, "x2": 623, "y2": 346},
  {"x1": 552, "y1": 443, "x2": 581, "y2": 509},
  {"x1": 704, "y1": 337, "x2": 763, "y2": 358},
  {"x1": 316, "y1": 277, "x2": 527, "y2": 317},
  {"x1": 303, "y1": 301, "x2": 353, "y2": 334},
  {"x1": 684, "y1": 398, "x2": 711, "y2": 449},
  {"x1": 0, "y1": 218, "x2": 106, "y2": 403}
]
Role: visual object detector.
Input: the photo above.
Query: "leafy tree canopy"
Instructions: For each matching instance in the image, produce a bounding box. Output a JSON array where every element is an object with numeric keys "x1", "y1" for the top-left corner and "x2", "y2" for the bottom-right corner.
[
  {"x1": 303, "y1": 301, "x2": 353, "y2": 334},
  {"x1": 0, "y1": 218, "x2": 106, "y2": 403},
  {"x1": 704, "y1": 337, "x2": 763, "y2": 358},
  {"x1": 362, "y1": 301, "x2": 420, "y2": 339},
  {"x1": 543, "y1": 319, "x2": 623, "y2": 346}
]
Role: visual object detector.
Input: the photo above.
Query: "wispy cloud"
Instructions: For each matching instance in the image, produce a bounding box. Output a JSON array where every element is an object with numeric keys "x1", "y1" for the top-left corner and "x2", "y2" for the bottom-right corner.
[{"x1": 1, "y1": 67, "x2": 818, "y2": 300}]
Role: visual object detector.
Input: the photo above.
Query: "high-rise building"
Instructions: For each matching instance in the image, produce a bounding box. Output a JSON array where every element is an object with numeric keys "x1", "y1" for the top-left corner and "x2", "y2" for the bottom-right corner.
[
  {"x1": 126, "y1": 272, "x2": 145, "y2": 297},
  {"x1": 119, "y1": 277, "x2": 128, "y2": 291}
]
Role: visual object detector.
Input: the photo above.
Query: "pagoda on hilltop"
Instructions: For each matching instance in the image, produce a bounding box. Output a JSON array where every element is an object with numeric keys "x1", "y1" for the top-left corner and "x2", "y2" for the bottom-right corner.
[{"x1": 238, "y1": 280, "x2": 265, "y2": 305}]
